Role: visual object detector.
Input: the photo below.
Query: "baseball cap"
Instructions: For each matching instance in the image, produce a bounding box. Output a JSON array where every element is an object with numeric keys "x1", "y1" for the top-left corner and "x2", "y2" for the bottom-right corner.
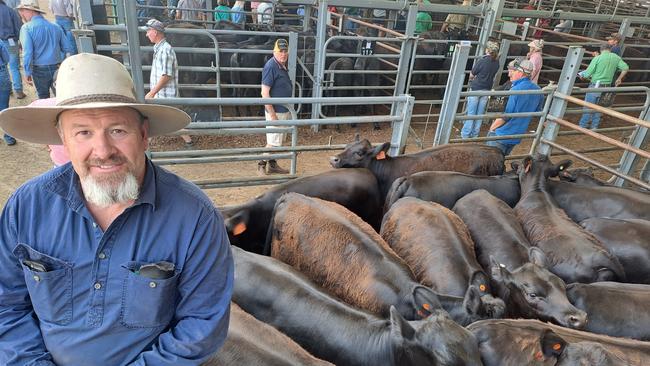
[
  {"x1": 146, "y1": 18, "x2": 165, "y2": 33},
  {"x1": 274, "y1": 38, "x2": 289, "y2": 52},
  {"x1": 606, "y1": 33, "x2": 621, "y2": 41},
  {"x1": 508, "y1": 58, "x2": 534, "y2": 75},
  {"x1": 486, "y1": 41, "x2": 499, "y2": 53},
  {"x1": 528, "y1": 39, "x2": 544, "y2": 50}
]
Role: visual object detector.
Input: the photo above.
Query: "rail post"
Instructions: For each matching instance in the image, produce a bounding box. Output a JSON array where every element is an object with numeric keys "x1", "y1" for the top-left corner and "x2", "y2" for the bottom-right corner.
[
  {"x1": 391, "y1": 2, "x2": 417, "y2": 117},
  {"x1": 614, "y1": 105, "x2": 650, "y2": 186},
  {"x1": 476, "y1": 0, "x2": 505, "y2": 57},
  {"x1": 433, "y1": 42, "x2": 470, "y2": 146},
  {"x1": 310, "y1": 0, "x2": 329, "y2": 132},
  {"x1": 536, "y1": 46, "x2": 583, "y2": 156},
  {"x1": 124, "y1": 0, "x2": 145, "y2": 101},
  {"x1": 390, "y1": 95, "x2": 415, "y2": 156}
]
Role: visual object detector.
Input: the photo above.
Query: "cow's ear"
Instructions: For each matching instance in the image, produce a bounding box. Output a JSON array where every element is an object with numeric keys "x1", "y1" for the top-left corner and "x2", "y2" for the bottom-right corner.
[
  {"x1": 372, "y1": 142, "x2": 391, "y2": 160},
  {"x1": 540, "y1": 329, "x2": 567, "y2": 358},
  {"x1": 470, "y1": 271, "x2": 490, "y2": 293},
  {"x1": 354, "y1": 133, "x2": 360, "y2": 142},
  {"x1": 528, "y1": 247, "x2": 548, "y2": 269},
  {"x1": 413, "y1": 285, "x2": 442, "y2": 318},
  {"x1": 510, "y1": 161, "x2": 520, "y2": 172},
  {"x1": 225, "y1": 210, "x2": 249, "y2": 236},
  {"x1": 521, "y1": 156, "x2": 533, "y2": 174},
  {"x1": 389, "y1": 306, "x2": 415, "y2": 340},
  {"x1": 490, "y1": 256, "x2": 510, "y2": 282},
  {"x1": 463, "y1": 286, "x2": 482, "y2": 315},
  {"x1": 550, "y1": 159, "x2": 573, "y2": 177}
]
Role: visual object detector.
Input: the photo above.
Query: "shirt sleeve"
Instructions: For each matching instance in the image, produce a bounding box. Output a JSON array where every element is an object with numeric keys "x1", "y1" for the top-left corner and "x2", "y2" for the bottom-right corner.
[
  {"x1": 617, "y1": 58, "x2": 629, "y2": 71},
  {"x1": 261, "y1": 62, "x2": 274, "y2": 87},
  {"x1": 59, "y1": 26, "x2": 74, "y2": 55},
  {"x1": 160, "y1": 48, "x2": 175, "y2": 77},
  {"x1": 0, "y1": 194, "x2": 57, "y2": 366},
  {"x1": 583, "y1": 57, "x2": 598, "y2": 79},
  {"x1": 11, "y1": 9, "x2": 22, "y2": 37},
  {"x1": 128, "y1": 208, "x2": 234, "y2": 365},
  {"x1": 19, "y1": 25, "x2": 32, "y2": 77}
]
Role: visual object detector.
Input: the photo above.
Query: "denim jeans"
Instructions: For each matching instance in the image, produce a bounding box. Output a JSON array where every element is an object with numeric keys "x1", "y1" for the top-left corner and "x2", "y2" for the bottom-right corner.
[
  {"x1": 55, "y1": 16, "x2": 78, "y2": 55},
  {"x1": 578, "y1": 83, "x2": 603, "y2": 130},
  {"x1": 0, "y1": 39, "x2": 22, "y2": 92},
  {"x1": 486, "y1": 130, "x2": 516, "y2": 156},
  {"x1": 0, "y1": 66, "x2": 13, "y2": 142},
  {"x1": 462, "y1": 94, "x2": 489, "y2": 139},
  {"x1": 32, "y1": 64, "x2": 59, "y2": 99}
]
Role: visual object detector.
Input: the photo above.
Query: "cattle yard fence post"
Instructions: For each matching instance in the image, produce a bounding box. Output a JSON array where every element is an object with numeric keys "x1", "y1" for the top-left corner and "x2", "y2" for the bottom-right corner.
[
  {"x1": 614, "y1": 98, "x2": 650, "y2": 186},
  {"x1": 617, "y1": 18, "x2": 631, "y2": 55},
  {"x1": 124, "y1": 0, "x2": 145, "y2": 102},
  {"x1": 433, "y1": 42, "x2": 470, "y2": 147},
  {"x1": 493, "y1": 39, "x2": 510, "y2": 89},
  {"x1": 476, "y1": 0, "x2": 506, "y2": 58},
  {"x1": 310, "y1": 0, "x2": 329, "y2": 132},
  {"x1": 390, "y1": 2, "x2": 417, "y2": 118},
  {"x1": 390, "y1": 95, "x2": 415, "y2": 156},
  {"x1": 535, "y1": 46, "x2": 583, "y2": 156}
]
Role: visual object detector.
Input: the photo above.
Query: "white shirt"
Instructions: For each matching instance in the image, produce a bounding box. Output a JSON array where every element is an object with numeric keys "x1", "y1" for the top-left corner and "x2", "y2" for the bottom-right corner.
[{"x1": 150, "y1": 39, "x2": 179, "y2": 98}]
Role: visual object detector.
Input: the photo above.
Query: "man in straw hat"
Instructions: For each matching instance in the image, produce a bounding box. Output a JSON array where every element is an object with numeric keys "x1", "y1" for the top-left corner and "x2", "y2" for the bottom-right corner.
[
  {"x1": 486, "y1": 57, "x2": 543, "y2": 155},
  {"x1": 0, "y1": 53, "x2": 233, "y2": 365},
  {"x1": 259, "y1": 38, "x2": 292, "y2": 175},
  {"x1": 16, "y1": 0, "x2": 74, "y2": 99}
]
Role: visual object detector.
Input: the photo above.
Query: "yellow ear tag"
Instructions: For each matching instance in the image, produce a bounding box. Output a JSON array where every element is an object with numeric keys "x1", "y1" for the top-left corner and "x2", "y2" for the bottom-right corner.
[
  {"x1": 233, "y1": 222, "x2": 247, "y2": 236},
  {"x1": 376, "y1": 151, "x2": 386, "y2": 160},
  {"x1": 553, "y1": 343, "x2": 562, "y2": 351},
  {"x1": 422, "y1": 303, "x2": 431, "y2": 311},
  {"x1": 479, "y1": 284, "x2": 487, "y2": 292}
]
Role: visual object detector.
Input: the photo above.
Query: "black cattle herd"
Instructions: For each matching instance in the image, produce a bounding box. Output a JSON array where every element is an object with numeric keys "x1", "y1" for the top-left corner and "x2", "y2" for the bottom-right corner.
[{"x1": 202, "y1": 135, "x2": 650, "y2": 365}]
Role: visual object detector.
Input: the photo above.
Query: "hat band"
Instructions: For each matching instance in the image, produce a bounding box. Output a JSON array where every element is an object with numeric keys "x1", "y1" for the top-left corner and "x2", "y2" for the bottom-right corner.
[{"x1": 57, "y1": 94, "x2": 138, "y2": 106}]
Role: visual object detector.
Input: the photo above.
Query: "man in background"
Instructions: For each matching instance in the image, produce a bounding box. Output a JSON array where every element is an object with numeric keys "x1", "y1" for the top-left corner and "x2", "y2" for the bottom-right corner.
[
  {"x1": 0, "y1": 0, "x2": 24, "y2": 99},
  {"x1": 49, "y1": 0, "x2": 77, "y2": 54}
]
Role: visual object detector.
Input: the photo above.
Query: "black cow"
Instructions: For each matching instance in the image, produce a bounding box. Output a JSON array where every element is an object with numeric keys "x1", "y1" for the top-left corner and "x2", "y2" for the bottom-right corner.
[
  {"x1": 515, "y1": 155, "x2": 625, "y2": 283},
  {"x1": 204, "y1": 303, "x2": 333, "y2": 366},
  {"x1": 384, "y1": 171, "x2": 520, "y2": 212},
  {"x1": 469, "y1": 319, "x2": 640, "y2": 365},
  {"x1": 352, "y1": 56, "x2": 382, "y2": 130},
  {"x1": 567, "y1": 282, "x2": 650, "y2": 341},
  {"x1": 232, "y1": 247, "x2": 483, "y2": 366},
  {"x1": 381, "y1": 197, "x2": 505, "y2": 325},
  {"x1": 329, "y1": 136, "x2": 505, "y2": 198},
  {"x1": 268, "y1": 193, "x2": 492, "y2": 324},
  {"x1": 548, "y1": 180, "x2": 650, "y2": 222},
  {"x1": 221, "y1": 168, "x2": 381, "y2": 254},
  {"x1": 230, "y1": 41, "x2": 273, "y2": 116},
  {"x1": 580, "y1": 218, "x2": 650, "y2": 284},
  {"x1": 453, "y1": 190, "x2": 588, "y2": 329}
]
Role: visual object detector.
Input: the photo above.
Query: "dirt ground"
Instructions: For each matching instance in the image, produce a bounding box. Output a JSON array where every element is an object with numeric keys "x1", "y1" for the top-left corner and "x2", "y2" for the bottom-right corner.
[{"x1": 0, "y1": 1, "x2": 640, "y2": 208}]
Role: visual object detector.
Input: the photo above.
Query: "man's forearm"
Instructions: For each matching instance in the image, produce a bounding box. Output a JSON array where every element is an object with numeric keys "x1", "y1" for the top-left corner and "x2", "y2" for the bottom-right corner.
[{"x1": 149, "y1": 74, "x2": 172, "y2": 96}]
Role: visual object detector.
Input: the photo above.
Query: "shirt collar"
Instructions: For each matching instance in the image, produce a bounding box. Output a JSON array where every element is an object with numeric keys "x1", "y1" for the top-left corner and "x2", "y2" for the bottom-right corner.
[
  {"x1": 45, "y1": 158, "x2": 158, "y2": 212},
  {"x1": 153, "y1": 38, "x2": 168, "y2": 53},
  {"x1": 512, "y1": 77, "x2": 530, "y2": 86}
]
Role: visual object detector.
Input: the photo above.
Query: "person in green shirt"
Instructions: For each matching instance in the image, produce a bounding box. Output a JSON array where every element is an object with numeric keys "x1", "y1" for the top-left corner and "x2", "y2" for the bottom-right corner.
[
  {"x1": 415, "y1": 0, "x2": 433, "y2": 34},
  {"x1": 577, "y1": 43, "x2": 629, "y2": 130},
  {"x1": 213, "y1": 0, "x2": 231, "y2": 22}
]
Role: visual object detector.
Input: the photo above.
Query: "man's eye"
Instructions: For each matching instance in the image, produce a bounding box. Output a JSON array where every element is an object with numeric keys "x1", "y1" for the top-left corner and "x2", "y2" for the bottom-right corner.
[
  {"x1": 111, "y1": 129, "x2": 126, "y2": 135},
  {"x1": 75, "y1": 131, "x2": 90, "y2": 136}
]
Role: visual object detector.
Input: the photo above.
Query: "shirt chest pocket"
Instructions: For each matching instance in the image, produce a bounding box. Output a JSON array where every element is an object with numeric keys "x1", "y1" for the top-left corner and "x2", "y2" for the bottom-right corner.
[
  {"x1": 12, "y1": 243, "x2": 73, "y2": 325},
  {"x1": 120, "y1": 261, "x2": 180, "y2": 328}
]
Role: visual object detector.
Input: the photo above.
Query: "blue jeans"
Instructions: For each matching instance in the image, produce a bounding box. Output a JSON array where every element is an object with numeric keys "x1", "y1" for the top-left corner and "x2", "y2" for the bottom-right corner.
[
  {"x1": 0, "y1": 65, "x2": 13, "y2": 142},
  {"x1": 0, "y1": 39, "x2": 22, "y2": 92},
  {"x1": 486, "y1": 130, "x2": 516, "y2": 156},
  {"x1": 55, "y1": 16, "x2": 78, "y2": 55},
  {"x1": 578, "y1": 83, "x2": 603, "y2": 130},
  {"x1": 462, "y1": 95, "x2": 489, "y2": 139},
  {"x1": 32, "y1": 64, "x2": 59, "y2": 99}
]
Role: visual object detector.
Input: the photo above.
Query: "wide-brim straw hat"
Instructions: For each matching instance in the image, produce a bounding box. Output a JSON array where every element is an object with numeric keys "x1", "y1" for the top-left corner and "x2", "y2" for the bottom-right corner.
[
  {"x1": 0, "y1": 53, "x2": 190, "y2": 145},
  {"x1": 16, "y1": 0, "x2": 46, "y2": 13}
]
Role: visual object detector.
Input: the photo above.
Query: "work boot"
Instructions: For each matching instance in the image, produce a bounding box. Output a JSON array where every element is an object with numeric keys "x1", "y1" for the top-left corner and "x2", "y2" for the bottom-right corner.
[
  {"x1": 3, "y1": 134, "x2": 16, "y2": 146},
  {"x1": 266, "y1": 160, "x2": 289, "y2": 174},
  {"x1": 15, "y1": 90, "x2": 26, "y2": 99},
  {"x1": 257, "y1": 161, "x2": 268, "y2": 176}
]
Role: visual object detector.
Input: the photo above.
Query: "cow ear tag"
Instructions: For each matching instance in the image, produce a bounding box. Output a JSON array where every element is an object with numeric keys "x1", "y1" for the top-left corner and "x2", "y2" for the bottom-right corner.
[
  {"x1": 422, "y1": 303, "x2": 431, "y2": 311},
  {"x1": 376, "y1": 151, "x2": 386, "y2": 160},
  {"x1": 479, "y1": 284, "x2": 486, "y2": 292},
  {"x1": 534, "y1": 351, "x2": 544, "y2": 360},
  {"x1": 552, "y1": 343, "x2": 562, "y2": 351},
  {"x1": 233, "y1": 222, "x2": 247, "y2": 236}
]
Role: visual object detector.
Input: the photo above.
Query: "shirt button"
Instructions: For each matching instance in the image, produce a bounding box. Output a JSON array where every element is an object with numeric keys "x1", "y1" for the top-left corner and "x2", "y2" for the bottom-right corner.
[
  {"x1": 149, "y1": 282, "x2": 157, "y2": 288},
  {"x1": 92, "y1": 222, "x2": 97, "y2": 228},
  {"x1": 98, "y1": 252, "x2": 106, "y2": 259},
  {"x1": 94, "y1": 282, "x2": 102, "y2": 290},
  {"x1": 33, "y1": 275, "x2": 40, "y2": 282}
]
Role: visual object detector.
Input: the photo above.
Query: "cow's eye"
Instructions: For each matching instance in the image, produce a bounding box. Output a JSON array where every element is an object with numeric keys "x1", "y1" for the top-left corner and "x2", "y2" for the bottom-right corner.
[{"x1": 527, "y1": 292, "x2": 537, "y2": 298}]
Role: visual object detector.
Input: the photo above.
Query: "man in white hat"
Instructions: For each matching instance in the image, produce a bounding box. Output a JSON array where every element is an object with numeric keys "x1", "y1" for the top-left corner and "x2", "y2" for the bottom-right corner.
[
  {"x1": 16, "y1": 0, "x2": 74, "y2": 98},
  {"x1": 526, "y1": 39, "x2": 543, "y2": 84},
  {"x1": 486, "y1": 58, "x2": 543, "y2": 155},
  {"x1": 0, "y1": 53, "x2": 233, "y2": 366}
]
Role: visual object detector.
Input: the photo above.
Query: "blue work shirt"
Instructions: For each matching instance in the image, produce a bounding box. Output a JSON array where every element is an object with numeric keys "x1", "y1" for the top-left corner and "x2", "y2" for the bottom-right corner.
[
  {"x1": 494, "y1": 77, "x2": 543, "y2": 145},
  {"x1": 0, "y1": 159, "x2": 234, "y2": 366},
  {"x1": 19, "y1": 14, "x2": 73, "y2": 76},
  {"x1": 262, "y1": 56, "x2": 293, "y2": 113},
  {"x1": 0, "y1": 3, "x2": 21, "y2": 41}
]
